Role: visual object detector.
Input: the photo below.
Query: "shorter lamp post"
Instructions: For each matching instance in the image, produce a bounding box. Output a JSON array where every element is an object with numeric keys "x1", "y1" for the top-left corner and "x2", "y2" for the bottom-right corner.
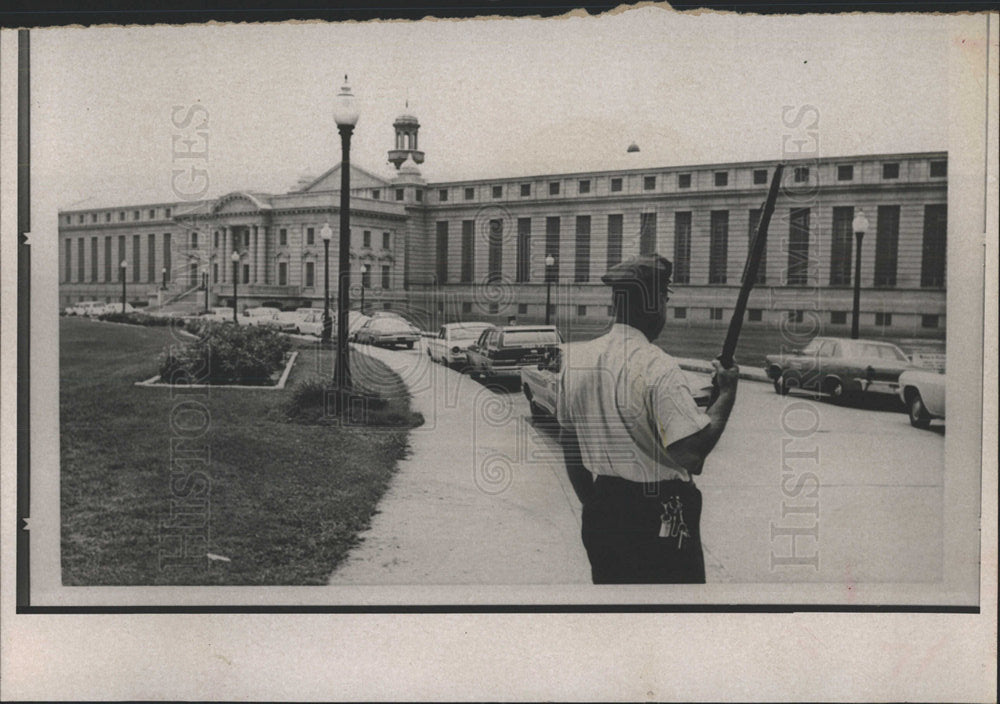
[
  {"x1": 161, "y1": 266, "x2": 167, "y2": 290},
  {"x1": 544, "y1": 254, "x2": 555, "y2": 324},
  {"x1": 851, "y1": 210, "x2": 869, "y2": 340},
  {"x1": 120, "y1": 260, "x2": 128, "y2": 312},
  {"x1": 320, "y1": 223, "x2": 333, "y2": 345},
  {"x1": 231, "y1": 250, "x2": 240, "y2": 324},
  {"x1": 360, "y1": 266, "x2": 367, "y2": 314}
]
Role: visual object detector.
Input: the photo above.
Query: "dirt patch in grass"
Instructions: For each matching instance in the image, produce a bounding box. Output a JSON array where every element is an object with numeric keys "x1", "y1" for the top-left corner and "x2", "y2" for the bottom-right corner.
[{"x1": 60, "y1": 317, "x2": 419, "y2": 585}]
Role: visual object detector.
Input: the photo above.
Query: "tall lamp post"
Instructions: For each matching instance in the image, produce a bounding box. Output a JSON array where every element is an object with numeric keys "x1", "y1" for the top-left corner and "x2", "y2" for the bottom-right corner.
[
  {"x1": 333, "y1": 75, "x2": 359, "y2": 389},
  {"x1": 320, "y1": 223, "x2": 333, "y2": 345},
  {"x1": 120, "y1": 260, "x2": 128, "y2": 313},
  {"x1": 850, "y1": 210, "x2": 869, "y2": 340},
  {"x1": 544, "y1": 254, "x2": 555, "y2": 325},
  {"x1": 231, "y1": 250, "x2": 240, "y2": 324}
]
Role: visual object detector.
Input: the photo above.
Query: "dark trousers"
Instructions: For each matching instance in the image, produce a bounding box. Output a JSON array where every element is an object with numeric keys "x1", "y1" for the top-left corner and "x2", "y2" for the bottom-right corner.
[{"x1": 581, "y1": 475, "x2": 705, "y2": 584}]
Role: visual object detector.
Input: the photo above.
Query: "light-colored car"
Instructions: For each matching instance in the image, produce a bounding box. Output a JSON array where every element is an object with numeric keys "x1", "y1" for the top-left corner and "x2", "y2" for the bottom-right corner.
[
  {"x1": 426, "y1": 322, "x2": 493, "y2": 366},
  {"x1": 897, "y1": 369, "x2": 946, "y2": 429},
  {"x1": 346, "y1": 312, "x2": 372, "y2": 341},
  {"x1": 292, "y1": 309, "x2": 328, "y2": 336},
  {"x1": 242, "y1": 307, "x2": 282, "y2": 328},
  {"x1": 70, "y1": 300, "x2": 106, "y2": 316},
  {"x1": 765, "y1": 336, "x2": 915, "y2": 403},
  {"x1": 98, "y1": 301, "x2": 135, "y2": 315},
  {"x1": 197, "y1": 306, "x2": 237, "y2": 323},
  {"x1": 354, "y1": 316, "x2": 421, "y2": 348}
]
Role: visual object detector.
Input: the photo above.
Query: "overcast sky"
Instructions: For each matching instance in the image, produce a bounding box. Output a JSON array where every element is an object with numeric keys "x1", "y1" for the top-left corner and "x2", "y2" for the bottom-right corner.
[{"x1": 31, "y1": 8, "x2": 958, "y2": 210}]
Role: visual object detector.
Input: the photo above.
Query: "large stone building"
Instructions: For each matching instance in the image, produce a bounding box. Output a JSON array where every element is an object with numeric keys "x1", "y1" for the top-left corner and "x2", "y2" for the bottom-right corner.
[{"x1": 58, "y1": 109, "x2": 947, "y2": 336}]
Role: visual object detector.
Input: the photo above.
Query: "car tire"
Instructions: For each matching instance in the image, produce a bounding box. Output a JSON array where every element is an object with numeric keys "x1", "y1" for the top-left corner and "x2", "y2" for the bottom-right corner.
[
  {"x1": 907, "y1": 390, "x2": 932, "y2": 429},
  {"x1": 823, "y1": 378, "x2": 847, "y2": 404},
  {"x1": 774, "y1": 374, "x2": 790, "y2": 396}
]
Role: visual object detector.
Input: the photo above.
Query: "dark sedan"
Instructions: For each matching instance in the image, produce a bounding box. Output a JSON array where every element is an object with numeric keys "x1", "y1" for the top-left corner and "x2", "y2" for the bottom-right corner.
[
  {"x1": 765, "y1": 336, "x2": 914, "y2": 403},
  {"x1": 465, "y1": 325, "x2": 563, "y2": 380}
]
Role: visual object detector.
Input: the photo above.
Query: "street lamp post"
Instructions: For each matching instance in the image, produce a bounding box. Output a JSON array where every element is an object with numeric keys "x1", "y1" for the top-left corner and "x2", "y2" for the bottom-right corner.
[
  {"x1": 360, "y1": 267, "x2": 366, "y2": 314},
  {"x1": 320, "y1": 223, "x2": 333, "y2": 345},
  {"x1": 120, "y1": 260, "x2": 128, "y2": 313},
  {"x1": 231, "y1": 250, "x2": 240, "y2": 324},
  {"x1": 851, "y1": 210, "x2": 869, "y2": 340},
  {"x1": 544, "y1": 254, "x2": 555, "y2": 325},
  {"x1": 333, "y1": 75, "x2": 359, "y2": 390}
]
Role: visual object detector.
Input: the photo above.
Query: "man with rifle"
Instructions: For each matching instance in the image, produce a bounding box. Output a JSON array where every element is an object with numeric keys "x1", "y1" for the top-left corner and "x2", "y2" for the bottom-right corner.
[{"x1": 556, "y1": 165, "x2": 783, "y2": 584}]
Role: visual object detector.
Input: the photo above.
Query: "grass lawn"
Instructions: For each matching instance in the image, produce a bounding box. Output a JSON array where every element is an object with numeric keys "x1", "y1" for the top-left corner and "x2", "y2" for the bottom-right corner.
[{"x1": 61, "y1": 317, "x2": 418, "y2": 585}]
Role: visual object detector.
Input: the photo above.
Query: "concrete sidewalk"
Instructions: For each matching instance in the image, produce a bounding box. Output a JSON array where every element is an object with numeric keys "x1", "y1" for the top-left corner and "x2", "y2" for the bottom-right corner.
[{"x1": 328, "y1": 345, "x2": 592, "y2": 584}]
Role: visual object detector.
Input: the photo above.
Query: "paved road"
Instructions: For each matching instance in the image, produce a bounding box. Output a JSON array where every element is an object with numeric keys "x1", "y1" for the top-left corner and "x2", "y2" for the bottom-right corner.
[{"x1": 329, "y1": 342, "x2": 944, "y2": 585}]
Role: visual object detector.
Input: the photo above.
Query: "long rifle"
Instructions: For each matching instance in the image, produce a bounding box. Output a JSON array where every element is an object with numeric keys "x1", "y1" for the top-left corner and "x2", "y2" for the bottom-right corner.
[{"x1": 718, "y1": 163, "x2": 784, "y2": 369}]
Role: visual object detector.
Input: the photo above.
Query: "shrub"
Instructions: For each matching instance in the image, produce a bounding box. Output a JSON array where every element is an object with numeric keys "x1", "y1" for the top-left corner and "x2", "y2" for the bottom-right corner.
[
  {"x1": 98, "y1": 311, "x2": 177, "y2": 327},
  {"x1": 159, "y1": 323, "x2": 292, "y2": 385}
]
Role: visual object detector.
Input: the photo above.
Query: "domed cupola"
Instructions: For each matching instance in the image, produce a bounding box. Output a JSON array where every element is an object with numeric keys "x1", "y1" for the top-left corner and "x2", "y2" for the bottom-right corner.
[{"x1": 388, "y1": 101, "x2": 424, "y2": 170}]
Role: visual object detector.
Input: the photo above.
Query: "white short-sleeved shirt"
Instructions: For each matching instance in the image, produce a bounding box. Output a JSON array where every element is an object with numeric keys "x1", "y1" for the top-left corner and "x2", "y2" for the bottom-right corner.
[{"x1": 556, "y1": 324, "x2": 710, "y2": 483}]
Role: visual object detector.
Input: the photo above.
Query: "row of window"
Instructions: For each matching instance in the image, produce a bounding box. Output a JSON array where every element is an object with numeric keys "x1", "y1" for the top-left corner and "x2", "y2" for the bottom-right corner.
[
  {"x1": 431, "y1": 204, "x2": 946, "y2": 289},
  {"x1": 370, "y1": 188, "x2": 417, "y2": 202},
  {"x1": 65, "y1": 207, "x2": 172, "y2": 226},
  {"x1": 432, "y1": 300, "x2": 941, "y2": 328},
  {"x1": 428, "y1": 160, "x2": 947, "y2": 203},
  {"x1": 204, "y1": 228, "x2": 392, "y2": 249},
  {"x1": 64, "y1": 233, "x2": 172, "y2": 284},
  {"x1": 207, "y1": 260, "x2": 393, "y2": 288}
]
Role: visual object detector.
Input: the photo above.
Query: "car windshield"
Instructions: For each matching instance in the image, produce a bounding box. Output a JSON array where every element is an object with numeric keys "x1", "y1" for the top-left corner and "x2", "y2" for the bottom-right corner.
[
  {"x1": 502, "y1": 330, "x2": 561, "y2": 346},
  {"x1": 451, "y1": 327, "x2": 489, "y2": 340},
  {"x1": 877, "y1": 345, "x2": 908, "y2": 362}
]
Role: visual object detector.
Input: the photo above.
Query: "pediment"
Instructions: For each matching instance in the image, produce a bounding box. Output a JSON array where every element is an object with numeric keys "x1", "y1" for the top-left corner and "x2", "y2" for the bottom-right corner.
[{"x1": 299, "y1": 163, "x2": 390, "y2": 193}]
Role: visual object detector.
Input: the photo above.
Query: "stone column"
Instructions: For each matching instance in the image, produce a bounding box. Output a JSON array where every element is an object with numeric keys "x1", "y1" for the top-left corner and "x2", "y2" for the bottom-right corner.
[
  {"x1": 258, "y1": 226, "x2": 267, "y2": 285},
  {"x1": 221, "y1": 226, "x2": 230, "y2": 283},
  {"x1": 251, "y1": 225, "x2": 259, "y2": 284}
]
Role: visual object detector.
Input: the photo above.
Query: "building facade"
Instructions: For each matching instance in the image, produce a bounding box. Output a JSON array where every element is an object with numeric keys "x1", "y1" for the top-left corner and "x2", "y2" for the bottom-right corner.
[{"x1": 58, "y1": 111, "x2": 947, "y2": 336}]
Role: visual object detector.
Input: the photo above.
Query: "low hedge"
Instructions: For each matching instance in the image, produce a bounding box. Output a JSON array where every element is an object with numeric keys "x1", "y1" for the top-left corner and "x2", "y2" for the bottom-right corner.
[
  {"x1": 98, "y1": 311, "x2": 178, "y2": 326},
  {"x1": 159, "y1": 323, "x2": 292, "y2": 385}
]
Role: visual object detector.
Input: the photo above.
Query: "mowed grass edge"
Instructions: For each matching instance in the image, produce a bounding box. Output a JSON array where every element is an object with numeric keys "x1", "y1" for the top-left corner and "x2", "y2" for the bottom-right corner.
[{"x1": 61, "y1": 317, "x2": 418, "y2": 585}]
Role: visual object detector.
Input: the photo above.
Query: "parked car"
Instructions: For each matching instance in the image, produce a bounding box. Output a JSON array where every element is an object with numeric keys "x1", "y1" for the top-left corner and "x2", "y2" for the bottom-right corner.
[
  {"x1": 354, "y1": 316, "x2": 422, "y2": 348},
  {"x1": 765, "y1": 336, "x2": 914, "y2": 402},
  {"x1": 426, "y1": 322, "x2": 493, "y2": 366},
  {"x1": 346, "y1": 312, "x2": 372, "y2": 341},
  {"x1": 294, "y1": 309, "x2": 328, "y2": 336},
  {"x1": 520, "y1": 345, "x2": 712, "y2": 421},
  {"x1": 67, "y1": 301, "x2": 102, "y2": 316},
  {"x1": 197, "y1": 306, "x2": 237, "y2": 323},
  {"x1": 98, "y1": 302, "x2": 136, "y2": 315},
  {"x1": 275, "y1": 308, "x2": 312, "y2": 329},
  {"x1": 242, "y1": 307, "x2": 282, "y2": 328},
  {"x1": 897, "y1": 369, "x2": 946, "y2": 429},
  {"x1": 465, "y1": 325, "x2": 563, "y2": 380}
]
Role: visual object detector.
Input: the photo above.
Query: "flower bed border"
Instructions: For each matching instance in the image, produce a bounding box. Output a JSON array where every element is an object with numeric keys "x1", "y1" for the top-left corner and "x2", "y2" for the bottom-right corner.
[{"x1": 135, "y1": 351, "x2": 298, "y2": 390}]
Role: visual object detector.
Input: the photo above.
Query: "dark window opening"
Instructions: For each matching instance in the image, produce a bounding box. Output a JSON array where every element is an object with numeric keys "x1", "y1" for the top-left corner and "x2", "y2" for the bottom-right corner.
[
  {"x1": 882, "y1": 163, "x2": 899, "y2": 179},
  {"x1": 610, "y1": 177, "x2": 623, "y2": 192},
  {"x1": 838, "y1": 164, "x2": 854, "y2": 181},
  {"x1": 549, "y1": 182, "x2": 560, "y2": 196},
  {"x1": 673, "y1": 212, "x2": 691, "y2": 284},
  {"x1": 929, "y1": 160, "x2": 947, "y2": 177},
  {"x1": 753, "y1": 169, "x2": 768, "y2": 185},
  {"x1": 643, "y1": 176, "x2": 656, "y2": 190},
  {"x1": 674, "y1": 307, "x2": 687, "y2": 319},
  {"x1": 714, "y1": 172, "x2": 728, "y2": 187}
]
